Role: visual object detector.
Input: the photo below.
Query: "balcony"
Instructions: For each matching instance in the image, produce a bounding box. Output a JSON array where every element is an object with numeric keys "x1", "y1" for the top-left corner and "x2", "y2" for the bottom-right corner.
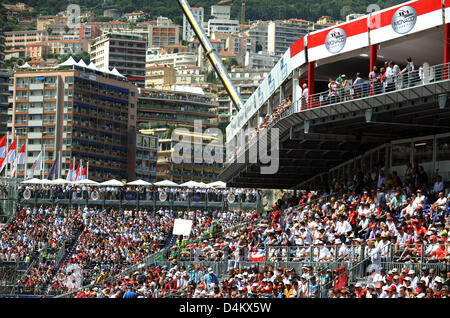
[
  {"x1": 29, "y1": 95, "x2": 43, "y2": 102},
  {"x1": 28, "y1": 132, "x2": 42, "y2": 139},
  {"x1": 28, "y1": 107, "x2": 43, "y2": 114},
  {"x1": 28, "y1": 144, "x2": 42, "y2": 151},
  {"x1": 29, "y1": 83, "x2": 44, "y2": 90},
  {"x1": 28, "y1": 120, "x2": 43, "y2": 126}
]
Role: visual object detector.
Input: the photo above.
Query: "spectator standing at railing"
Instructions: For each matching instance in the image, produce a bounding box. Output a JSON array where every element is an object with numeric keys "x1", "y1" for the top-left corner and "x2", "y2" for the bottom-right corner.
[
  {"x1": 385, "y1": 62, "x2": 395, "y2": 92},
  {"x1": 369, "y1": 66, "x2": 379, "y2": 95},
  {"x1": 352, "y1": 73, "x2": 364, "y2": 99},
  {"x1": 399, "y1": 57, "x2": 416, "y2": 88}
]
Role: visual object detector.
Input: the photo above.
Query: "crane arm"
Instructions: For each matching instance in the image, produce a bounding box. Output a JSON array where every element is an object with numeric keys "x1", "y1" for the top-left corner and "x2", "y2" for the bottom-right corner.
[{"x1": 177, "y1": 0, "x2": 243, "y2": 111}]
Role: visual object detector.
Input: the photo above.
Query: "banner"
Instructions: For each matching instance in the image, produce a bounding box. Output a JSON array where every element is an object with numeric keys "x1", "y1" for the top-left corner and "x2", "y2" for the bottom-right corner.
[{"x1": 172, "y1": 219, "x2": 193, "y2": 236}]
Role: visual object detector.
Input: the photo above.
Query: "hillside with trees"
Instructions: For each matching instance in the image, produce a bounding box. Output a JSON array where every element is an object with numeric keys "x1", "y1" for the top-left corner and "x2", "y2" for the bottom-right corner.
[{"x1": 1, "y1": 0, "x2": 405, "y2": 26}]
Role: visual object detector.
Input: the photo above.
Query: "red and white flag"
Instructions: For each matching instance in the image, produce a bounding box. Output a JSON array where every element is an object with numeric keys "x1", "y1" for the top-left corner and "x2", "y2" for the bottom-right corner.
[
  {"x1": 0, "y1": 157, "x2": 6, "y2": 174},
  {"x1": 0, "y1": 135, "x2": 6, "y2": 158},
  {"x1": 27, "y1": 151, "x2": 42, "y2": 179},
  {"x1": 16, "y1": 143, "x2": 25, "y2": 165},
  {"x1": 11, "y1": 143, "x2": 25, "y2": 177},
  {"x1": 80, "y1": 166, "x2": 87, "y2": 180},
  {"x1": 74, "y1": 162, "x2": 81, "y2": 182},
  {"x1": 7, "y1": 139, "x2": 16, "y2": 163},
  {"x1": 66, "y1": 160, "x2": 74, "y2": 182},
  {"x1": 249, "y1": 248, "x2": 265, "y2": 262}
]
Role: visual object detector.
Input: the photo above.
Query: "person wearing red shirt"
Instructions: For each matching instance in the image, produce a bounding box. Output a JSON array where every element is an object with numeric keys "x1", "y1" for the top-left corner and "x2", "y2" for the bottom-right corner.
[
  {"x1": 271, "y1": 205, "x2": 280, "y2": 226},
  {"x1": 347, "y1": 209, "x2": 358, "y2": 229},
  {"x1": 413, "y1": 220, "x2": 427, "y2": 237}
]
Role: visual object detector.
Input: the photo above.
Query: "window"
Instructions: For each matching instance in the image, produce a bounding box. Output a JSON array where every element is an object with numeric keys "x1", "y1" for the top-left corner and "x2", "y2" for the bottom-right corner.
[
  {"x1": 414, "y1": 139, "x2": 433, "y2": 163},
  {"x1": 392, "y1": 142, "x2": 410, "y2": 167},
  {"x1": 437, "y1": 136, "x2": 450, "y2": 161}
]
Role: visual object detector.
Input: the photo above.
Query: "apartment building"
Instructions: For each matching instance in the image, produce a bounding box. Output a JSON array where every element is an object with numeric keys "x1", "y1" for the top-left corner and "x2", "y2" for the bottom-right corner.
[
  {"x1": 147, "y1": 17, "x2": 181, "y2": 48},
  {"x1": 217, "y1": 68, "x2": 270, "y2": 122},
  {"x1": 137, "y1": 88, "x2": 220, "y2": 183},
  {"x1": 0, "y1": 69, "x2": 11, "y2": 136},
  {"x1": 267, "y1": 19, "x2": 311, "y2": 55},
  {"x1": 135, "y1": 133, "x2": 158, "y2": 182},
  {"x1": 182, "y1": 7, "x2": 204, "y2": 41},
  {"x1": 145, "y1": 65, "x2": 176, "y2": 90},
  {"x1": 8, "y1": 61, "x2": 138, "y2": 181},
  {"x1": 0, "y1": 34, "x2": 5, "y2": 69},
  {"x1": 90, "y1": 32, "x2": 147, "y2": 87}
]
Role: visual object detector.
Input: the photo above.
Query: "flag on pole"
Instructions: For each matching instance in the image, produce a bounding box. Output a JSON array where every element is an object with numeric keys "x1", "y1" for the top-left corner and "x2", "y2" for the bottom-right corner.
[
  {"x1": 46, "y1": 152, "x2": 59, "y2": 179},
  {"x1": 16, "y1": 143, "x2": 26, "y2": 165},
  {"x1": 11, "y1": 143, "x2": 25, "y2": 178},
  {"x1": 66, "y1": 160, "x2": 74, "y2": 182},
  {"x1": 28, "y1": 151, "x2": 42, "y2": 179},
  {"x1": 0, "y1": 135, "x2": 6, "y2": 158},
  {"x1": 74, "y1": 162, "x2": 81, "y2": 182},
  {"x1": 80, "y1": 166, "x2": 87, "y2": 180},
  {"x1": 76, "y1": 162, "x2": 84, "y2": 181},
  {"x1": 0, "y1": 157, "x2": 6, "y2": 174},
  {"x1": 7, "y1": 139, "x2": 16, "y2": 163}
]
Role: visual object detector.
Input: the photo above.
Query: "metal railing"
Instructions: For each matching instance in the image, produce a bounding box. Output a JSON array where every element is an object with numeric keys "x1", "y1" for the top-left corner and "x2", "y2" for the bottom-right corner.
[{"x1": 226, "y1": 62, "x2": 450, "y2": 166}]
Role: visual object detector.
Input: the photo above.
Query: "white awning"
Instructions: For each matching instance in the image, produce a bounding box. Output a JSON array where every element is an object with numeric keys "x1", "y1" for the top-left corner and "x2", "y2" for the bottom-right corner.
[
  {"x1": 99, "y1": 179, "x2": 125, "y2": 187},
  {"x1": 153, "y1": 180, "x2": 179, "y2": 187},
  {"x1": 72, "y1": 179, "x2": 100, "y2": 186},
  {"x1": 126, "y1": 179, "x2": 153, "y2": 186}
]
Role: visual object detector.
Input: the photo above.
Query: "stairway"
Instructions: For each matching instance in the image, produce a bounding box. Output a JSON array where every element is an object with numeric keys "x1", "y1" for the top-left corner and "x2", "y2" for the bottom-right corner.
[{"x1": 42, "y1": 225, "x2": 85, "y2": 296}]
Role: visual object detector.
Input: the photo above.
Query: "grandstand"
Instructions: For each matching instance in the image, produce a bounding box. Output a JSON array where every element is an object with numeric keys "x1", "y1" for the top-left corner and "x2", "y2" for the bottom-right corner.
[
  {"x1": 1, "y1": 0, "x2": 450, "y2": 299},
  {"x1": 221, "y1": 0, "x2": 450, "y2": 190}
]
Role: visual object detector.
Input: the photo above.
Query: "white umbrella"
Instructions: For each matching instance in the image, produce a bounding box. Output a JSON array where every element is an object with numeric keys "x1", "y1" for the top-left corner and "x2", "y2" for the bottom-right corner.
[
  {"x1": 126, "y1": 179, "x2": 153, "y2": 186},
  {"x1": 179, "y1": 180, "x2": 201, "y2": 188},
  {"x1": 50, "y1": 178, "x2": 70, "y2": 185},
  {"x1": 153, "y1": 180, "x2": 179, "y2": 187},
  {"x1": 99, "y1": 179, "x2": 124, "y2": 187},
  {"x1": 208, "y1": 181, "x2": 226, "y2": 189},
  {"x1": 72, "y1": 179, "x2": 100, "y2": 186},
  {"x1": 21, "y1": 178, "x2": 42, "y2": 184},
  {"x1": 35, "y1": 179, "x2": 53, "y2": 185}
]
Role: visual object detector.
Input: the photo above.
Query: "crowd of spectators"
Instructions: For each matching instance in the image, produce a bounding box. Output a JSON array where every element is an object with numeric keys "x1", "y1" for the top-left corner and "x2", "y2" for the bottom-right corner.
[
  {"x1": 0, "y1": 206, "x2": 83, "y2": 262},
  {"x1": 17, "y1": 184, "x2": 260, "y2": 204}
]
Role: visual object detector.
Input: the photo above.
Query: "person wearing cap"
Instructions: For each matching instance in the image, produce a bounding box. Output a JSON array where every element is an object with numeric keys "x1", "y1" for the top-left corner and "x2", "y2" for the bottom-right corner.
[
  {"x1": 203, "y1": 267, "x2": 219, "y2": 292},
  {"x1": 338, "y1": 238, "x2": 355, "y2": 261},
  {"x1": 425, "y1": 234, "x2": 441, "y2": 259},
  {"x1": 307, "y1": 275, "x2": 319, "y2": 298}
]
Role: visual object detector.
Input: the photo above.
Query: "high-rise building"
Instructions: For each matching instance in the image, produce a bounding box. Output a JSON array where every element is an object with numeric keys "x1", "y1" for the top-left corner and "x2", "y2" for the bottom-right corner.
[
  {"x1": 217, "y1": 68, "x2": 270, "y2": 123},
  {"x1": 182, "y1": 7, "x2": 204, "y2": 41},
  {"x1": 267, "y1": 19, "x2": 311, "y2": 55},
  {"x1": 0, "y1": 34, "x2": 5, "y2": 69},
  {"x1": 137, "y1": 88, "x2": 221, "y2": 182},
  {"x1": 148, "y1": 17, "x2": 181, "y2": 48},
  {"x1": 0, "y1": 69, "x2": 11, "y2": 136},
  {"x1": 90, "y1": 32, "x2": 147, "y2": 87},
  {"x1": 135, "y1": 133, "x2": 158, "y2": 182},
  {"x1": 8, "y1": 60, "x2": 138, "y2": 181},
  {"x1": 211, "y1": 5, "x2": 231, "y2": 20}
]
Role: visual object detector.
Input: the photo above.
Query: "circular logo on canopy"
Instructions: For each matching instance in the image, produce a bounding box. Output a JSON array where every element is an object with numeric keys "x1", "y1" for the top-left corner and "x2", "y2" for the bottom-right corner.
[
  {"x1": 159, "y1": 191, "x2": 167, "y2": 202},
  {"x1": 227, "y1": 194, "x2": 235, "y2": 204},
  {"x1": 23, "y1": 189, "x2": 31, "y2": 200},
  {"x1": 325, "y1": 28, "x2": 347, "y2": 54},
  {"x1": 391, "y1": 6, "x2": 417, "y2": 34},
  {"x1": 193, "y1": 192, "x2": 201, "y2": 202},
  {"x1": 90, "y1": 190, "x2": 99, "y2": 201},
  {"x1": 57, "y1": 189, "x2": 65, "y2": 200}
]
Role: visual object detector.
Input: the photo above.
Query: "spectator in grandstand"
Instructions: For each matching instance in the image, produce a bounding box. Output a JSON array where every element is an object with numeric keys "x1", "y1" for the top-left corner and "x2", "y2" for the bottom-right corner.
[
  {"x1": 399, "y1": 57, "x2": 416, "y2": 88},
  {"x1": 352, "y1": 73, "x2": 364, "y2": 98},
  {"x1": 369, "y1": 66, "x2": 379, "y2": 95}
]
